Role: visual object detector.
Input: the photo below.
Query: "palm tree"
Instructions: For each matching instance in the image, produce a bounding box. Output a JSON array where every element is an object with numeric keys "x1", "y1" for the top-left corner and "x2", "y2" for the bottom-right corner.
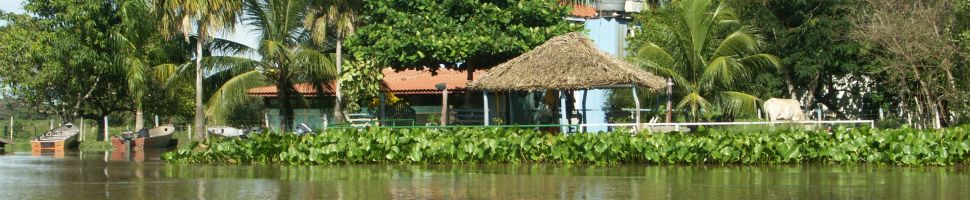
[
  {"x1": 114, "y1": 0, "x2": 179, "y2": 131},
  {"x1": 153, "y1": 0, "x2": 243, "y2": 141},
  {"x1": 195, "y1": 0, "x2": 336, "y2": 132},
  {"x1": 305, "y1": 0, "x2": 362, "y2": 123},
  {"x1": 629, "y1": 0, "x2": 781, "y2": 121}
]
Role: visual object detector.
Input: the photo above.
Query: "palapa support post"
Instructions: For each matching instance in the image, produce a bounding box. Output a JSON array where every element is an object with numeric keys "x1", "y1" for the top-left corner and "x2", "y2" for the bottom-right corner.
[
  {"x1": 581, "y1": 90, "x2": 588, "y2": 133},
  {"x1": 560, "y1": 90, "x2": 568, "y2": 133},
  {"x1": 632, "y1": 86, "x2": 642, "y2": 133},
  {"x1": 483, "y1": 91, "x2": 490, "y2": 126}
]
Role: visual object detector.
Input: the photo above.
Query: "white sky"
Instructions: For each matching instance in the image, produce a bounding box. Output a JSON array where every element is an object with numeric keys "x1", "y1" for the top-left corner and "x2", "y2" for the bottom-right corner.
[{"x1": 0, "y1": 0, "x2": 258, "y2": 49}]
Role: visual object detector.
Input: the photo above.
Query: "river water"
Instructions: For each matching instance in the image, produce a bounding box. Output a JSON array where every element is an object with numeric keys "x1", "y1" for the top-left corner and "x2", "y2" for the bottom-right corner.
[{"x1": 1, "y1": 151, "x2": 969, "y2": 199}]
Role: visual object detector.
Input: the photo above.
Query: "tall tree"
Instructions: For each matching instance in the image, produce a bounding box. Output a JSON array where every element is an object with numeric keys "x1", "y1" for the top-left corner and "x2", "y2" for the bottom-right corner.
[
  {"x1": 730, "y1": 0, "x2": 876, "y2": 119},
  {"x1": 347, "y1": 0, "x2": 578, "y2": 76},
  {"x1": 0, "y1": 0, "x2": 133, "y2": 140},
  {"x1": 154, "y1": 0, "x2": 243, "y2": 140},
  {"x1": 628, "y1": 0, "x2": 781, "y2": 120},
  {"x1": 114, "y1": 0, "x2": 181, "y2": 131},
  {"x1": 191, "y1": 0, "x2": 337, "y2": 131},
  {"x1": 853, "y1": 0, "x2": 966, "y2": 128},
  {"x1": 305, "y1": 0, "x2": 362, "y2": 124}
]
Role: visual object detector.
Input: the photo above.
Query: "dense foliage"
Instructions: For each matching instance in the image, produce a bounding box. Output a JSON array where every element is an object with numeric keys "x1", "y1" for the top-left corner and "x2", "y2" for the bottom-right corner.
[
  {"x1": 625, "y1": 0, "x2": 781, "y2": 121},
  {"x1": 346, "y1": 0, "x2": 579, "y2": 71},
  {"x1": 730, "y1": 0, "x2": 876, "y2": 113},
  {"x1": 183, "y1": 0, "x2": 337, "y2": 131},
  {"x1": 164, "y1": 126, "x2": 970, "y2": 165}
]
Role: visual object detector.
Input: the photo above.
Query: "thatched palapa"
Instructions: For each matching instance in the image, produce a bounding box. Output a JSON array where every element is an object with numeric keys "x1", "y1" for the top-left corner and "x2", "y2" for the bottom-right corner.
[{"x1": 469, "y1": 32, "x2": 666, "y2": 91}]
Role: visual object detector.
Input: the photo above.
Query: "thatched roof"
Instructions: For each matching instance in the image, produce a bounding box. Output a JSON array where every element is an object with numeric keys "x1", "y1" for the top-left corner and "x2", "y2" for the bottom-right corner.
[{"x1": 469, "y1": 32, "x2": 666, "y2": 91}]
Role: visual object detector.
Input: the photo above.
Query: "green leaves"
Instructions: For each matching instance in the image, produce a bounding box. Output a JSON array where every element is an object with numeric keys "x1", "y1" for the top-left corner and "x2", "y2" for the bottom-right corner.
[
  {"x1": 346, "y1": 0, "x2": 578, "y2": 69},
  {"x1": 164, "y1": 125, "x2": 970, "y2": 166},
  {"x1": 628, "y1": 0, "x2": 778, "y2": 120}
]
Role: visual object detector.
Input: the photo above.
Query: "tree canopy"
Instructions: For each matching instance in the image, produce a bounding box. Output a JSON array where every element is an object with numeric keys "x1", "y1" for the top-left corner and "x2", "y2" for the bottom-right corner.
[{"x1": 346, "y1": 0, "x2": 580, "y2": 70}]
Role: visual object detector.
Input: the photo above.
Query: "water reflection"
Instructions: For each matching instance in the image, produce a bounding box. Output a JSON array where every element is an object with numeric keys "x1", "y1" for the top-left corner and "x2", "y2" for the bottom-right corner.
[{"x1": 0, "y1": 152, "x2": 968, "y2": 199}]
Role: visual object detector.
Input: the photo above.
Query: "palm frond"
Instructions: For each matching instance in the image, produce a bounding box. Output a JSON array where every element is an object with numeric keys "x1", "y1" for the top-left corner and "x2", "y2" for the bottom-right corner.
[
  {"x1": 701, "y1": 56, "x2": 747, "y2": 90},
  {"x1": 712, "y1": 31, "x2": 758, "y2": 58},
  {"x1": 676, "y1": 92, "x2": 713, "y2": 120},
  {"x1": 208, "y1": 37, "x2": 256, "y2": 56},
  {"x1": 124, "y1": 57, "x2": 149, "y2": 105},
  {"x1": 718, "y1": 91, "x2": 761, "y2": 117},
  {"x1": 205, "y1": 70, "x2": 268, "y2": 121},
  {"x1": 739, "y1": 53, "x2": 783, "y2": 71},
  {"x1": 290, "y1": 47, "x2": 338, "y2": 82}
]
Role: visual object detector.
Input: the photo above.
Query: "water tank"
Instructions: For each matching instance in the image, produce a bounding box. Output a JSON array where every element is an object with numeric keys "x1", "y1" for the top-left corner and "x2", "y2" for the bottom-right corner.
[{"x1": 596, "y1": 0, "x2": 626, "y2": 12}]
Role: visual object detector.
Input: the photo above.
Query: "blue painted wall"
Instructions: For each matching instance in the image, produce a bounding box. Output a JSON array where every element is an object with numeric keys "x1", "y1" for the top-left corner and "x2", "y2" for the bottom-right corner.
[{"x1": 575, "y1": 17, "x2": 630, "y2": 132}]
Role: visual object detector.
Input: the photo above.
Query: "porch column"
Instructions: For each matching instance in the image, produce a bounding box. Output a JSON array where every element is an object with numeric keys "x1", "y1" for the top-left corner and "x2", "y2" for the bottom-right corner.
[
  {"x1": 437, "y1": 83, "x2": 448, "y2": 126},
  {"x1": 506, "y1": 92, "x2": 514, "y2": 125}
]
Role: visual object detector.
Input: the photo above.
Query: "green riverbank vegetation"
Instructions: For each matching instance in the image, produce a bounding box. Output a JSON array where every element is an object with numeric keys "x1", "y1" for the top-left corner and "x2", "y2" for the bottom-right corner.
[{"x1": 163, "y1": 126, "x2": 970, "y2": 166}]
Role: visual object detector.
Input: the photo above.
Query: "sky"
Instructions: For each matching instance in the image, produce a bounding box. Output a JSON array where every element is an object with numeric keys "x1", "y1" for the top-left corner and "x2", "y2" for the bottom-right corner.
[
  {"x1": 0, "y1": 0, "x2": 25, "y2": 14},
  {"x1": 0, "y1": 0, "x2": 258, "y2": 48}
]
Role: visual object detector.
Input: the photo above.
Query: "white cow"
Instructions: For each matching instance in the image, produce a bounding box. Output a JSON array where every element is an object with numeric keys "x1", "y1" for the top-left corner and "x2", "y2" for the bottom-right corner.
[{"x1": 763, "y1": 98, "x2": 807, "y2": 121}]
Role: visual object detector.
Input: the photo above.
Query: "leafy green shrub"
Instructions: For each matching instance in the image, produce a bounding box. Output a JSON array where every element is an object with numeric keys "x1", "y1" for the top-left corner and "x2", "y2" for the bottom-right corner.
[{"x1": 163, "y1": 126, "x2": 970, "y2": 165}]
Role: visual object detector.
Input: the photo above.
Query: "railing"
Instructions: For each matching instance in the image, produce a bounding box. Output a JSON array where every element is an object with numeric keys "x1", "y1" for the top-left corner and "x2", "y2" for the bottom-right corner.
[
  {"x1": 317, "y1": 120, "x2": 874, "y2": 134},
  {"x1": 581, "y1": 120, "x2": 876, "y2": 132}
]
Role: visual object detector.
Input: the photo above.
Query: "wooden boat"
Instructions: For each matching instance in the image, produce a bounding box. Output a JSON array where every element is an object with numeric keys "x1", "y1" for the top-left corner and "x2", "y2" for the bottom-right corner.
[
  {"x1": 31, "y1": 124, "x2": 80, "y2": 151},
  {"x1": 143, "y1": 124, "x2": 175, "y2": 148},
  {"x1": 111, "y1": 124, "x2": 175, "y2": 151}
]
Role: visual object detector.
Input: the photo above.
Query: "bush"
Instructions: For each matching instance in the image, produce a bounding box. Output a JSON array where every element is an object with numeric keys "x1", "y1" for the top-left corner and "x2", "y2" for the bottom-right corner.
[{"x1": 163, "y1": 126, "x2": 970, "y2": 165}]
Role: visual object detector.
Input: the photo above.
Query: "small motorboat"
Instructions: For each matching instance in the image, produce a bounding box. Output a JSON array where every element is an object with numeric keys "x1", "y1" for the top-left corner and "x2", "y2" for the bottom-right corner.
[{"x1": 111, "y1": 124, "x2": 176, "y2": 152}]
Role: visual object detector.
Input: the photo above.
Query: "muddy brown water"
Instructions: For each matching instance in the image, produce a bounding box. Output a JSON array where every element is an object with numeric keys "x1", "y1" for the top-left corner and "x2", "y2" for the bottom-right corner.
[{"x1": 1, "y1": 151, "x2": 969, "y2": 199}]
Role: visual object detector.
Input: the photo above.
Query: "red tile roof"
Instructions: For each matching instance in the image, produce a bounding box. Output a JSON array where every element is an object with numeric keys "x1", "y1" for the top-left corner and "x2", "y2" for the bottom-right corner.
[
  {"x1": 569, "y1": 4, "x2": 597, "y2": 18},
  {"x1": 247, "y1": 68, "x2": 486, "y2": 97}
]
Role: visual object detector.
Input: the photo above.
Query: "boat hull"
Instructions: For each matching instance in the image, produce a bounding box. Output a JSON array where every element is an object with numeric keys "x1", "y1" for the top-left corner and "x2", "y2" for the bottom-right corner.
[
  {"x1": 31, "y1": 124, "x2": 81, "y2": 152},
  {"x1": 31, "y1": 134, "x2": 78, "y2": 151},
  {"x1": 111, "y1": 125, "x2": 176, "y2": 151}
]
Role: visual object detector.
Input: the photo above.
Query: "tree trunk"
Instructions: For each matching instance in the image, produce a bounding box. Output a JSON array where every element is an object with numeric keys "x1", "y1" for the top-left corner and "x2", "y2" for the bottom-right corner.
[
  {"x1": 96, "y1": 115, "x2": 107, "y2": 141},
  {"x1": 910, "y1": 64, "x2": 939, "y2": 129},
  {"x1": 134, "y1": 106, "x2": 144, "y2": 131},
  {"x1": 783, "y1": 68, "x2": 796, "y2": 99},
  {"x1": 465, "y1": 66, "x2": 475, "y2": 107},
  {"x1": 802, "y1": 72, "x2": 821, "y2": 110},
  {"x1": 193, "y1": 29, "x2": 207, "y2": 141},
  {"x1": 279, "y1": 77, "x2": 293, "y2": 132},
  {"x1": 332, "y1": 39, "x2": 344, "y2": 124}
]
